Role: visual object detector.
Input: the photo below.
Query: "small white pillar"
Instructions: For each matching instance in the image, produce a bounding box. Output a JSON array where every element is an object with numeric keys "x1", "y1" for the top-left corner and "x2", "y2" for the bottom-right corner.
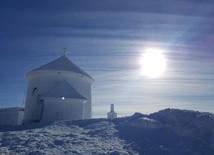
[{"x1": 107, "y1": 104, "x2": 117, "y2": 119}]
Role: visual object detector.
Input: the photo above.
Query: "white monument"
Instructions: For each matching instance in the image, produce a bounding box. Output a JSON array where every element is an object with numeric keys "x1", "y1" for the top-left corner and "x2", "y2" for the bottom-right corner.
[
  {"x1": 23, "y1": 49, "x2": 94, "y2": 123},
  {"x1": 107, "y1": 104, "x2": 117, "y2": 119}
]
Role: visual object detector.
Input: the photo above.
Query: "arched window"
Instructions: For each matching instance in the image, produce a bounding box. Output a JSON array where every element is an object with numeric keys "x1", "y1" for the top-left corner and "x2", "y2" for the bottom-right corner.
[{"x1": 32, "y1": 87, "x2": 38, "y2": 95}]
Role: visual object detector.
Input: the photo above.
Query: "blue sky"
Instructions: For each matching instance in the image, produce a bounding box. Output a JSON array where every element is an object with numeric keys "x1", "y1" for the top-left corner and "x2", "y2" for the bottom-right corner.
[{"x1": 0, "y1": 0, "x2": 214, "y2": 117}]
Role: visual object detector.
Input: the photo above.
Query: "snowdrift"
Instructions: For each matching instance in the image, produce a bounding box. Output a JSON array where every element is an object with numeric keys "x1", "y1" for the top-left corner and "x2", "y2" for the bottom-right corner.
[{"x1": 0, "y1": 109, "x2": 213, "y2": 155}]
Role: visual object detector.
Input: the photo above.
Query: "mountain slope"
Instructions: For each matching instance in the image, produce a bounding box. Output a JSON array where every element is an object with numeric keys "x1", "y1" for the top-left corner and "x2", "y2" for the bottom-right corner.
[
  {"x1": 0, "y1": 121, "x2": 137, "y2": 155},
  {"x1": 116, "y1": 109, "x2": 214, "y2": 155},
  {"x1": 0, "y1": 109, "x2": 213, "y2": 155}
]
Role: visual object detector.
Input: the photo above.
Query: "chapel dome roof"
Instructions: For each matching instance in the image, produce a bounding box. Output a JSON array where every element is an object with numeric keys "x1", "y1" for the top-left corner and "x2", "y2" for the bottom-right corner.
[{"x1": 28, "y1": 55, "x2": 93, "y2": 80}]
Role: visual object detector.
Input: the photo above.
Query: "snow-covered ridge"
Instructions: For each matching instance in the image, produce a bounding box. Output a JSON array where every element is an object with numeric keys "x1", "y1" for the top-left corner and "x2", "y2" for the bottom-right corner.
[
  {"x1": 149, "y1": 108, "x2": 214, "y2": 140},
  {"x1": 0, "y1": 109, "x2": 213, "y2": 155},
  {"x1": 0, "y1": 107, "x2": 24, "y2": 112}
]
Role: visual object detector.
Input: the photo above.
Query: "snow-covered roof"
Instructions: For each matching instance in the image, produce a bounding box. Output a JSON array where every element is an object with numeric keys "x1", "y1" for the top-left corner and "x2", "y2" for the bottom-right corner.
[
  {"x1": 30, "y1": 55, "x2": 93, "y2": 79},
  {"x1": 40, "y1": 81, "x2": 87, "y2": 100},
  {"x1": 0, "y1": 107, "x2": 24, "y2": 112}
]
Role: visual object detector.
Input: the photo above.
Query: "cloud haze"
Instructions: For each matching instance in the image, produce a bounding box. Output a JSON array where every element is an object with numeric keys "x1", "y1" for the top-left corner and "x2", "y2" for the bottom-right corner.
[{"x1": 0, "y1": 0, "x2": 214, "y2": 117}]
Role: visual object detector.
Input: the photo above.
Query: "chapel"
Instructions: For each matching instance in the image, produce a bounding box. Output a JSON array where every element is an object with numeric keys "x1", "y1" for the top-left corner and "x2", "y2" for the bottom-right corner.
[
  {"x1": 0, "y1": 50, "x2": 94, "y2": 125},
  {"x1": 24, "y1": 51, "x2": 94, "y2": 123}
]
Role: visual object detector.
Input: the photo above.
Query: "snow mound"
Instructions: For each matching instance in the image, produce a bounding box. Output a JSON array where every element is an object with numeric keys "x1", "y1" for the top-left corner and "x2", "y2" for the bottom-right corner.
[
  {"x1": 0, "y1": 120, "x2": 137, "y2": 155},
  {"x1": 0, "y1": 109, "x2": 213, "y2": 155}
]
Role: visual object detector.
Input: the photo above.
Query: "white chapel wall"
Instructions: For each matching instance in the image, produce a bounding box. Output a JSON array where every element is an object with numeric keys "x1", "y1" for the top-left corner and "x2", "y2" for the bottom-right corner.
[
  {"x1": 41, "y1": 98, "x2": 84, "y2": 122},
  {"x1": 65, "y1": 74, "x2": 92, "y2": 119},
  {"x1": 24, "y1": 71, "x2": 66, "y2": 122},
  {"x1": 24, "y1": 70, "x2": 92, "y2": 123}
]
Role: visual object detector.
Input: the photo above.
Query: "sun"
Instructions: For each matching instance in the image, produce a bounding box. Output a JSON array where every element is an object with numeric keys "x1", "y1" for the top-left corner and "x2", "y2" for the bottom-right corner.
[{"x1": 140, "y1": 48, "x2": 166, "y2": 78}]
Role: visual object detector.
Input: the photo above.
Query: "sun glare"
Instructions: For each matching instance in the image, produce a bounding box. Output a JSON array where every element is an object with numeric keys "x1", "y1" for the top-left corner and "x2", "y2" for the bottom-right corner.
[{"x1": 140, "y1": 48, "x2": 166, "y2": 78}]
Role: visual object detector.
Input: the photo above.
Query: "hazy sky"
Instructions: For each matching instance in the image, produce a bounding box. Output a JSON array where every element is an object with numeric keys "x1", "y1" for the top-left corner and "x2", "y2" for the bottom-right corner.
[{"x1": 0, "y1": 0, "x2": 214, "y2": 117}]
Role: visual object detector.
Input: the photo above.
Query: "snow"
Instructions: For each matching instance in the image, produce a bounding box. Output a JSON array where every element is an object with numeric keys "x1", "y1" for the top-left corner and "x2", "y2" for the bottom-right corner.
[
  {"x1": 0, "y1": 109, "x2": 213, "y2": 155},
  {"x1": 0, "y1": 121, "x2": 137, "y2": 155},
  {"x1": 30, "y1": 55, "x2": 93, "y2": 80}
]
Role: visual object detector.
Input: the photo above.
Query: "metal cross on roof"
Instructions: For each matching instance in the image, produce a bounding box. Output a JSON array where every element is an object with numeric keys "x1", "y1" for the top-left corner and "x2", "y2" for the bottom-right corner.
[{"x1": 62, "y1": 47, "x2": 70, "y2": 56}]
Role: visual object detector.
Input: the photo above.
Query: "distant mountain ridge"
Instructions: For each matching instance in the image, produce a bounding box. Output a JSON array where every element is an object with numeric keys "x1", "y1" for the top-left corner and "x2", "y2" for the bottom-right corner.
[{"x1": 0, "y1": 109, "x2": 213, "y2": 155}]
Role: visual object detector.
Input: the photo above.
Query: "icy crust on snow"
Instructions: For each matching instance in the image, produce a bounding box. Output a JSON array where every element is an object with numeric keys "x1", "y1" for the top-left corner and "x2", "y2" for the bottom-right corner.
[
  {"x1": 115, "y1": 110, "x2": 214, "y2": 155},
  {"x1": 0, "y1": 121, "x2": 137, "y2": 155},
  {"x1": 148, "y1": 109, "x2": 214, "y2": 154},
  {"x1": 149, "y1": 108, "x2": 214, "y2": 138},
  {"x1": 0, "y1": 109, "x2": 213, "y2": 155}
]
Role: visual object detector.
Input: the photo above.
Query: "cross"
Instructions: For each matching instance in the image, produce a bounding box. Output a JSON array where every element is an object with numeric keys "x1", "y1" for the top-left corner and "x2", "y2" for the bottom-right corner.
[{"x1": 62, "y1": 47, "x2": 70, "y2": 56}]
